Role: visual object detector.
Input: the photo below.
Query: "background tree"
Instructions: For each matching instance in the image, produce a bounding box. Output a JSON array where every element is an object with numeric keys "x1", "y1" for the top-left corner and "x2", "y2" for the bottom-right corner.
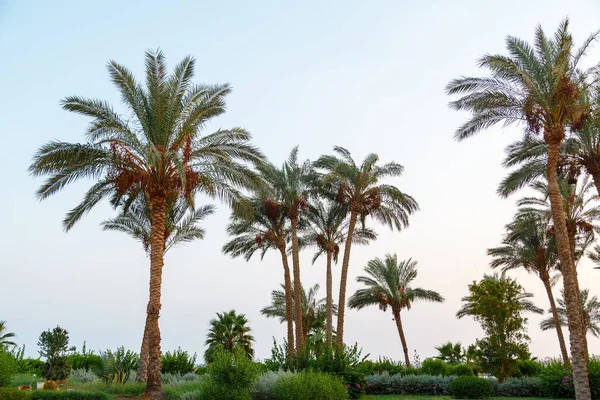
[
  {"x1": 315, "y1": 148, "x2": 418, "y2": 347},
  {"x1": 457, "y1": 274, "x2": 542, "y2": 382},
  {"x1": 541, "y1": 289, "x2": 600, "y2": 339},
  {"x1": 434, "y1": 342, "x2": 464, "y2": 365},
  {"x1": 348, "y1": 254, "x2": 443, "y2": 367},
  {"x1": 38, "y1": 326, "x2": 74, "y2": 381},
  {"x1": 446, "y1": 20, "x2": 598, "y2": 398},
  {"x1": 204, "y1": 310, "x2": 255, "y2": 363},
  {"x1": 0, "y1": 321, "x2": 17, "y2": 348},
  {"x1": 29, "y1": 50, "x2": 263, "y2": 398}
]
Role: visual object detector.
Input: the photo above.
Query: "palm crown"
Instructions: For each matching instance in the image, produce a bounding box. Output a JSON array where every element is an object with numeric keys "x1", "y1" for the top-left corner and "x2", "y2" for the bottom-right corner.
[
  {"x1": 541, "y1": 289, "x2": 600, "y2": 338},
  {"x1": 204, "y1": 310, "x2": 254, "y2": 363},
  {"x1": 0, "y1": 321, "x2": 17, "y2": 348}
]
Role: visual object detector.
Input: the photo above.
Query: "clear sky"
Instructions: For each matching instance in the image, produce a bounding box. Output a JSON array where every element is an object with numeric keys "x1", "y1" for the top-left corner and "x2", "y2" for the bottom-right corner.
[{"x1": 1, "y1": 0, "x2": 600, "y2": 363}]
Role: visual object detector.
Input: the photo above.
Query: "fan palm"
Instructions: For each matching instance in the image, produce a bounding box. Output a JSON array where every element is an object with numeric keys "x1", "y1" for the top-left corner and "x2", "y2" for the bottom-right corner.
[
  {"x1": 298, "y1": 199, "x2": 377, "y2": 345},
  {"x1": 348, "y1": 254, "x2": 443, "y2": 367},
  {"x1": 261, "y1": 283, "x2": 337, "y2": 344},
  {"x1": 446, "y1": 20, "x2": 598, "y2": 398},
  {"x1": 222, "y1": 196, "x2": 294, "y2": 359},
  {"x1": 315, "y1": 148, "x2": 418, "y2": 347},
  {"x1": 29, "y1": 50, "x2": 263, "y2": 398},
  {"x1": 255, "y1": 147, "x2": 316, "y2": 353},
  {"x1": 488, "y1": 212, "x2": 568, "y2": 363},
  {"x1": 0, "y1": 321, "x2": 17, "y2": 348},
  {"x1": 204, "y1": 310, "x2": 254, "y2": 363},
  {"x1": 541, "y1": 289, "x2": 600, "y2": 339},
  {"x1": 434, "y1": 342, "x2": 464, "y2": 364},
  {"x1": 102, "y1": 196, "x2": 214, "y2": 382}
]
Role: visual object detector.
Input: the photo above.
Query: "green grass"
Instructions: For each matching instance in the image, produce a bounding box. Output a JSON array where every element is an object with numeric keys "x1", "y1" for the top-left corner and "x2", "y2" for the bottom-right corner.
[
  {"x1": 9, "y1": 374, "x2": 44, "y2": 388},
  {"x1": 363, "y1": 397, "x2": 552, "y2": 400}
]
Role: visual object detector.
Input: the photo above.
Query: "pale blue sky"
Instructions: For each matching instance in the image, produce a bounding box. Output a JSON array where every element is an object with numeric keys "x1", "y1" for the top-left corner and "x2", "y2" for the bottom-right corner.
[{"x1": 1, "y1": 0, "x2": 600, "y2": 362}]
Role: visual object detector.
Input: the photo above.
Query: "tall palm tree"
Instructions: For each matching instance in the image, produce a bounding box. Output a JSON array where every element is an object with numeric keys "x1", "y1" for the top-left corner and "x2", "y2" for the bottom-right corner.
[
  {"x1": 102, "y1": 196, "x2": 214, "y2": 382},
  {"x1": 315, "y1": 148, "x2": 418, "y2": 347},
  {"x1": 256, "y1": 147, "x2": 315, "y2": 353},
  {"x1": 446, "y1": 20, "x2": 598, "y2": 399},
  {"x1": 348, "y1": 254, "x2": 444, "y2": 367},
  {"x1": 541, "y1": 289, "x2": 600, "y2": 340},
  {"x1": 222, "y1": 196, "x2": 295, "y2": 359},
  {"x1": 29, "y1": 50, "x2": 263, "y2": 398},
  {"x1": 261, "y1": 282, "x2": 338, "y2": 345},
  {"x1": 298, "y1": 199, "x2": 377, "y2": 345},
  {"x1": 204, "y1": 310, "x2": 254, "y2": 363},
  {"x1": 487, "y1": 211, "x2": 569, "y2": 364},
  {"x1": 0, "y1": 321, "x2": 17, "y2": 348}
]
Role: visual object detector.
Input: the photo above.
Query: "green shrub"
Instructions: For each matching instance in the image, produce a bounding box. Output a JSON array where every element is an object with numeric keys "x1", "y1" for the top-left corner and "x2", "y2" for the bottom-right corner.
[
  {"x1": 37, "y1": 327, "x2": 73, "y2": 381},
  {"x1": 201, "y1": 348, "x2": 260, "y2": 400},
  {"x1": 516, "y1": 359, "x2": 542, "y2": 377},
  {"x1": 272, "y1": 371, "x2": 348, "y2": 400},
  {"x1": 421, "y1": 358, "x2": 448, "y2": 376},
  {"x1": 0, "y1": 347, "x2": 18, "y2": 387},
  {"x1": 41, "y1": 358, "x2": 70, "y2": 382},
  {"x1": 495, "y1": 377, "x2": 544, "y2": 397},
  {"x1": 162, "y1": 348, "x2": 197, "y2": 375},
  {"x1": 69, "y1": 369, "x2": 98, "y2": 383},
  {"x1": 448, "y1": 363, "x2": 474, "y2": 377},
  {"x1": 30, "y1": 392, "x2": 109, "y2": 400},
  {"x1": 365, "y1": 373, "x2": 452, "y2": 395},
  {"x1": 69, "y1": 354, "x2": 103, "y2": 372},
  {"x1": 449, "y1": 376, "x2": 494, "y2": 399},
  {"x1": 180, "y1": 391, "x2": 204, "y2": 400},
  {"x1": 0, "y1": 387, "x2": 31, "y2": 400},
  {"x1": 358, "y1": 358, "x2": 405, "y2": 376},
  {"x1": 94, "y1": 347, "x2": 138, "y2": 384},
  {"x1": 18, "y1": 359, "x2": 45, "y2": 375},
  {"x1": 253, "y1": 370, "x2": 294, "y2": 400}
]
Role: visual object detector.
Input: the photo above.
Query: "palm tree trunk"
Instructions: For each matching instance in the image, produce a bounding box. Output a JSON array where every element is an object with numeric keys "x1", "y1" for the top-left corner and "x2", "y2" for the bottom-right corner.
[
  {"x1": 290, "y1": 218, "x2": 304, "y2": 354},
  {"x1": 135, "y1": 309, "x2": 151, "y2": 382},
  {"x1": 336, "y1": 211, "x2": 358, "y2": 348},
  {"x1": 588, "y1": 167, "x2": 600, "y2": 199},
  {"x1": 547, "y1": 138, "x2": 590, "y2": 399},
  {"x1": 326, "y1": 251, "x2": 333, "y2": 346},
  {"x1": 567, "y1": 224, "x2": 589, "y2": 361},
  {"x1": 541, "y1": 273, "x2": 569, "y2": 365},
  {"x1": 145, "y1": 196, "x2": 166, "y2": 399},
  {"x1": 392, "y1": 308, "x2": 411, "y2": 368},
  {"x1": 278, "y1": 245, "x2": 295, "y2": 360}
]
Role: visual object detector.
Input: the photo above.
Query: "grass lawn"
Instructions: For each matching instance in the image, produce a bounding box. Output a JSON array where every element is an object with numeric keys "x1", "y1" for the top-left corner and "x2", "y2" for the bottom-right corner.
[{"x1": 363, "y1": 396, "x2": 553, "y2": 400}]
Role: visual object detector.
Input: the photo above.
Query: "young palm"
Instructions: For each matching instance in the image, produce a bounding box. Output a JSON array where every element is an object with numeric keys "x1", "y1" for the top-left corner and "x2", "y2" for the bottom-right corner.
[
  {"x1": 434, "y1": 342, "x2": 464, "y2": 364},
  {"x1": 446, "y1": 20, "x2": 598, "y2": 398},
  {"x1": 348, "y1": 254, "x2": 444, "y2": 367},
  {"x1": 256, "y1": 147, "x2": 315, "y2": 353},
  {"x1": 0, "y1": 321, "x2": 17, "y2": 348},
  {"x1": 315, "y1": 148, "x2": 418, "y2": 347},
  {"x1": 102, "y1": 196, "x2": 214, "y2": 382},
  {"x1": 487, "y1": 212, "x2": 569, "y2": 363},
  {"x1": 541, "y1": 289, "x2": 600, "y2": 340},
  {"x1": 298, "y1": 199, "x2": 377, "y2": 345},
  {"x1": 204, "y1": 310, "x2": 254, "y2": 363},
  {"x1": 261, "y1": 282, "x2": 337, "y2": 344},
  {"x1": 222, "y1": 196, "x2": 295, "y2": 359},
  {"x1": 29, "y1": 50, "x2": 263, "y2": 398}
]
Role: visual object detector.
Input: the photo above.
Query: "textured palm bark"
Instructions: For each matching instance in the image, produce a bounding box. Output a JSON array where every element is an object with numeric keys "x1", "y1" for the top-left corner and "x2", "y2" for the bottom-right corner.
[
  {"x1": 588, "y1": 168, "x2": 600, "y2": 199},
  {"x1": 567, "y1": 224, "x2": 589, "y2": 360},
  {"x1": 145, "y1": 196, "x2": 166, "y2": 399},
  {"x1": 392, "y1": 308, "x2": 411, "y2": 368},
  {"x1": 290, "y1": 218, "x2": 304, "y2": 354},
  {"x1": 135, "y1": 309, "x2": 150, "y2": 382},
  {"x1": 326, "y1": 251, "x2": 333, "y2": 346},
  {"x1": 336, "y1": 212, "x2": 358, "y2": 348},
  {"x1": 547, "y1": 139, "x2": 590, "y2": 399},
  {"x1": 278, "y1": 245, "x2": 295, "y2": 360},
  {"x1": 541, "y1": 273, "x2": 570, "y2": 365}
]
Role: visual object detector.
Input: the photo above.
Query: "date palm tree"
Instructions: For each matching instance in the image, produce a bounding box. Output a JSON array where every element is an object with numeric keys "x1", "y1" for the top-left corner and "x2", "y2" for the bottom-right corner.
[
  {"x1": 348, "y1": 254, "x2": 444, "y2": 367},
  {"x1": 541, "y1": 289, "x2": 600, "y2": 340},
  {"x1": 0, "y1": 321, "x2": 17, "y2": 348},
  {"x1": 261, "y1": 283, "x2": 337, "y2": 344},
  {"x1": 222, "y1": 196, "x2": 295, "y2": 359},
  {"x1": 487, "y1": 211, "x2": 569, "y2": 364},
  {"x1": 204, "y1": 310, "x2": 254, "y2": 363},
  {"x1": 102, "y1": 196, "x2": 214, "y2": 382},
  {"x1": 315, "y1": 148, "x2": 418, "y2": 347},
  {"x1": 446, "y1": 20, "x2": 598, "y2": 399},
  {"x1": 29, "y1": 50, "x2": 263, "y2": 398},
  {"x1": 298, "y1": 199, "x2": 377, "y2": 344}
]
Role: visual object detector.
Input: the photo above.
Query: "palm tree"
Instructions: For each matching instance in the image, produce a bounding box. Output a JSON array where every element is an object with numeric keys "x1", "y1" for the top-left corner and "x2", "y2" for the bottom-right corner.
[
  {"x1": 29, "y1": 50, "x2": 263, "y2": 398},
  {"x1": 488, "y1": 211, "x2": 569, "y2": 364},
  {"x1": 446, "y1": 20, "x2": 598, "y2": 399},
  {"x1": 102, "y1": 196, "x2": 214, "y2": 382},
  {"x1": 204, "y1": 310, "x2": 254, "y2": 363},
  {"x1": 298, "y1": 199, "x2": 377, "y2": 345},
  {"x1": 541, "y1": 289, "x2": 600, "y2": 340},
  {"x1": 261, "y1": 282, "x2": 338, "y2": 345},
  {"x1": 0, "y1": 321, "x2": 17, "y2": 348},
  {"x1": 256, "y1": 147, "x2": 315, "y2": 353},
  {"x1": 222, "y1": 196, "x2": 294, "y2": 359},
  {"x1": 434, "y1": 342, "x2": 464, "y2": 364},
  {"x1": 315, "y1": 148, "x2": 418, "y2": 347},
  {"x1": 348, "y1": 254, "x2": 444, "y2": 367}
]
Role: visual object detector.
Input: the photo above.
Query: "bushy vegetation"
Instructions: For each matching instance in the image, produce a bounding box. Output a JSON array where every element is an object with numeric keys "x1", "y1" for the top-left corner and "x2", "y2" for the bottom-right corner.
[
  {"x1": 0, "y1": 388, "x2": 31, "y2": 400},
  {"x1": 68, "y1": 343, "x2": 102, "y2": 372},
  {"x1": 94, "y1": 347, "x2": 138, "y2": 384},
  {"x1": 493, "y1": 377, "x2": 544, "y2": 397},
  {"x1": 0, "y1": 345, "x2": 18, "y2": 387},
  {"x1": 37, "y1": 327, "x2": 72, "y2": 381},
  {"x1": 201, "y1": 348, "x2": 260, "y2": 400},
  {"x1": 162, "y1": 348, "x2": 197, "y2": 375},
  {"x1": 30, "y1": 392, "x2": 109, "y2": 400},
  {"x1": 366, "y1": 373, "x2": 452, "y2": 396},
  {"x1": 272, "y1": 371, "x2": 348, "y2": 400},
  {"x1": 252, "y1": 370, "x2": 294, "y2": 400},
  {"x1": 449, "y1": 376, "x2": 494, "y2": 399}
]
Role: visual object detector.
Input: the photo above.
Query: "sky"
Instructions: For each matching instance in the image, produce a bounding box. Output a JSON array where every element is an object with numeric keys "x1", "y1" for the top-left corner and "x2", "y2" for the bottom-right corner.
[{"x1": 1, "y1": 0, "x2": 600, "y2": 364}]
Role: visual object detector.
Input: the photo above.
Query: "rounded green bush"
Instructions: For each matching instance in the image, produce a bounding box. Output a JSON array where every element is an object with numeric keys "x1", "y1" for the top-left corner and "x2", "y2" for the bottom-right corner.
[
  {"x1": 273, "y1": 371, "x2": 349, "y2": 400},
  {"x1": 448, "y1": 364, "x2": 474, "y2": 377},
  {"x1": 449, "y1": 376, "x2": 494, "y2": 399},
  {"x1": 0, "y1": 388, "x2": 31, "y2": 400},
  {"x1": 421, "y1": 358, "x2": 448, "y2": 376}
]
